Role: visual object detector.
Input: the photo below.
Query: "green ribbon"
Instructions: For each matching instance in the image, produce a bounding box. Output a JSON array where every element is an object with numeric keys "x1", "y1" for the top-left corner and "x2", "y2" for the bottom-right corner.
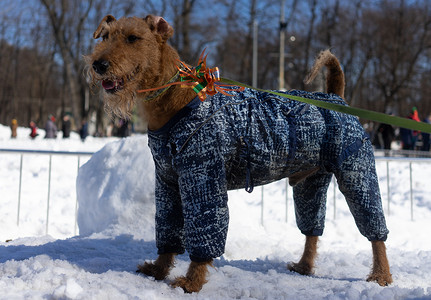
[
  {"x1": 220, "y1": 77, "x2": 431, "y2": 134},
  {"x1": 180, "y1": 63, "x2": 208, "y2": 95}
]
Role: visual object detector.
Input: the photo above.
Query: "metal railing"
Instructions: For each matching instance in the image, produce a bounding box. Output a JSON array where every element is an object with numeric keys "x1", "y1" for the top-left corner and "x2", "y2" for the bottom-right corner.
[
  {"x1": 259, "y1": 155, "x2": 431, "y2": 225},
  {"x1": 376, "y1": 156, "x2": 431, "y2": 221},
  {"x1": 1, "y1": 148, "x2": 430, "y2": 237},
  {"x1": 0, "y1": 148, "x2": 94, "y2": 236}
]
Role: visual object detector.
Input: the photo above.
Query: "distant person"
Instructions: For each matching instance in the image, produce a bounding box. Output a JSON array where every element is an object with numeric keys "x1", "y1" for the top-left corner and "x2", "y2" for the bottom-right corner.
[
  {"x1": 44, "y1": 115, "x2": 58, "y2": 139},
  {"x1": 29, "y1": 121, "x2": 38, "y2": 139},
  {"x1": 376, "y1": 122, "x2": 395, "y2": 153},
  {"x1": 79, "y1": 119, "x2": 89, "y2": 141},
  {"x1": 10, "y1": 119, "x2": 18, "y2": 138},
  {"x1": 409, "y1": 106, "x2": 421, "y2": 122},
  {"x1": 118, "y1": 119, "x2": 129, "y2": 138},
  {"x1": 409, "y1": 107, "x2": 420, "y2": 149},
  {"x1": 62, "y1": 115, "x2": 71, "y2": 138},
  {"x1": 401, "y1": 107, "x2": 420, "y2": 150},
  {"x1": 106, "y1": 122, "x2": 114, "y2": 137},
  {"x1": 422, "y1": 114, "x2": 431, "y2": 152},
  {"x1": 400, "y1": 127, "x2": 413, "y2": 150}
]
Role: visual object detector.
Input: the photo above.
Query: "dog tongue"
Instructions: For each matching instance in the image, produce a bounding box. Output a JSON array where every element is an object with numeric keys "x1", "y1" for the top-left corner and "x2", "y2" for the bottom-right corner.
[
  {"x1": 102, "y1": 80, "x2": 116, "y2": 90},
  {"x1": 102, "y1": 79, "x2": 124, "y2": 90}
]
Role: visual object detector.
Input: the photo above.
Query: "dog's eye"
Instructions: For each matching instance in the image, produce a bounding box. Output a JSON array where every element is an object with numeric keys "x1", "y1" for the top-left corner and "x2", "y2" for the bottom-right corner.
[{"x1": 127, "y1": 35, "x2": 140, "y2": 43}]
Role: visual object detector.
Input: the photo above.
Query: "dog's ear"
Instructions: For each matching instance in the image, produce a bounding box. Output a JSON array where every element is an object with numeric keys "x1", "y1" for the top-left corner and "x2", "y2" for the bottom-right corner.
[
  {"x1": 93, "y1": 15, "x2": 116, "y2": 39},
  {"x1": 144, "y1": 15, "x2": 174, "y2": 41}
]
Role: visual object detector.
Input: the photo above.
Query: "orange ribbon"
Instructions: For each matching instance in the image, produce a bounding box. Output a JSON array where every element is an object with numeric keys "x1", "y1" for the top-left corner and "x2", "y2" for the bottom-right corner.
[{"x1": 137, "y1": 49, "x2": 244, "y2": 101}]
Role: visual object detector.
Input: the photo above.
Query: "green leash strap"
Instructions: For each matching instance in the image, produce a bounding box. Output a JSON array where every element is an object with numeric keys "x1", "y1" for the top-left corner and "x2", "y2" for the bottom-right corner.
[{"x1": 220, "y1": 78, "x2": 431, "y2": 134}]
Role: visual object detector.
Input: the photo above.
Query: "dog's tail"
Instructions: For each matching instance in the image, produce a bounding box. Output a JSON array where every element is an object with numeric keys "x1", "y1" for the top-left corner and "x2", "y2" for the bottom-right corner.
[{"x1": 304, "y1": 49, "x2": 345, "y2": 99}]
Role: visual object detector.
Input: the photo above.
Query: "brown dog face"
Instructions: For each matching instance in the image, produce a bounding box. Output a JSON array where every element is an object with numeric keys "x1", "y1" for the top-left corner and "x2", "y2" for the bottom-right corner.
[{"x1": 86, "y1": 15, "x2": 174, "y2": 118}]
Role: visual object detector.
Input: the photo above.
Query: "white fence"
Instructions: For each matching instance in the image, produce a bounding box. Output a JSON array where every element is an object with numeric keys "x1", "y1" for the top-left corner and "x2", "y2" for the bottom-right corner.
[
  {"x1": 258, "y1": 153, "x2": 431, "y2": 225},
  {"x1": 0, "y1": 148, "x2": 430, "y2": 237},
  {"x1": 0, "y1": 149, "x2": 93, "y2": 236}
]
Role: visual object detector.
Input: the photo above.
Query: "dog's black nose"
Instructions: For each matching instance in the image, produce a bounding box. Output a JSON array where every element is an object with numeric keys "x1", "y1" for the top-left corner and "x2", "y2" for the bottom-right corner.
[{"x1": 92, "y1": 59, "x2": 109, "y2": 75}]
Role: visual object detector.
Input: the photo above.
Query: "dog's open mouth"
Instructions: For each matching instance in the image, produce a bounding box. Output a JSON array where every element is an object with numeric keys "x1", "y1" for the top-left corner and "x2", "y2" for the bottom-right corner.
[
  {"x1": 102, "y1": 78, "x2": 124, "y2": 93},
  {"x1": 100, "y1": 65, "x2": 140, "y2": 94}
]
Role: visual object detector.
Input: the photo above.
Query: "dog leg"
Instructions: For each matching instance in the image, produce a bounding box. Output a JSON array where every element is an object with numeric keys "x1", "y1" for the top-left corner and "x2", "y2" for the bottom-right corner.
[
  {"x1": 288, "y1": 235, "x2": 318, "y2": 275},
  {"x1": 136, "y1": 253, "x2": 176, "y2": 280},
  {"x1": 171, "y1": 260, "x2": 213, "y2": 293},
  {"x1": 367, "y1": 241, "x2": 393, "y2": 286}
]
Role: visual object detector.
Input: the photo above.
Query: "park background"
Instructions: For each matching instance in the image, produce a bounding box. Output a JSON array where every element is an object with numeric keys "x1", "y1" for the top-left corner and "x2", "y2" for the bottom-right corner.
[
  {"x1": 1, "y1": 0, "x2": 431, "y2": 135},
  {"x1": 1, "y1": 0, "x2": 431, "y2": 299}
]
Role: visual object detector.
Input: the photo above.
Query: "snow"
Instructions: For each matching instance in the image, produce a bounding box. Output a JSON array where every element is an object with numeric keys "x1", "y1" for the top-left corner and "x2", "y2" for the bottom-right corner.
[{"x1": 1, "y1": 123, "x2": 431, "y2": 299}]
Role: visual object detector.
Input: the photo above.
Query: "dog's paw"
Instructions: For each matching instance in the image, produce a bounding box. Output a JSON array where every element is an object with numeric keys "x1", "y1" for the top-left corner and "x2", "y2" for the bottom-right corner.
[
  {"x1": 367, "y1": 272, "x2": 393, "y2": 286},
  {"x1": 136, "y1": 262, "x2": 169, "y2": 280},
  {"x1": 171, "y1": 276, "x2": 204, "y2": 293},
  {"x1": 287, "y1": 262, "x2": 314, "y2": 276}
]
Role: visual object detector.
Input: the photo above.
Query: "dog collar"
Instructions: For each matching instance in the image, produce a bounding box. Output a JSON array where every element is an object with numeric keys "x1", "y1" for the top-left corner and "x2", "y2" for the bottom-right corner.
[
  {"x1": 139, "y1": 51, "x2": 244, "y2": 102},
  {"x1": 141, "y1": 70, "x2": 181, "y2": 102}
]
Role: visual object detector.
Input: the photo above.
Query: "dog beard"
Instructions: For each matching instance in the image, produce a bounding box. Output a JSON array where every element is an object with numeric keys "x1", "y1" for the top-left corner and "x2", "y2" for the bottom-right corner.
[{"x1": 102, "y1": 87, "x2": 137, "y2": 120}]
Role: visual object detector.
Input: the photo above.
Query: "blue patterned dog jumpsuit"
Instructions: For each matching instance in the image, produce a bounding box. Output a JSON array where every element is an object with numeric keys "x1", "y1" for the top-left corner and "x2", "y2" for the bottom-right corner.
[{"x1": 147, "y1": 88, "x2": 389, "y2": 263}]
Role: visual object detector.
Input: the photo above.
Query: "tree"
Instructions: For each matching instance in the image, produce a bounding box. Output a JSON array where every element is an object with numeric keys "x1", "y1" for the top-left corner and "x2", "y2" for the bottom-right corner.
[
  {"x1": 2, "y1": 0, "x2": 431, "y2": 130},
  {"x1": 368, "y1": 0, "x2": 431, "y2": 115},
  {"x1": 40, "y1": 0, "x2": 94, "y2": 127}
]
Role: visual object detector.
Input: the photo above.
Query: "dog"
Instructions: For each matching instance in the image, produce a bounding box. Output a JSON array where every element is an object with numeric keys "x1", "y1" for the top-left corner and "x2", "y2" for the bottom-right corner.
[{"x1": 87, "y1": 14, "x2": 392, "y2": 293}]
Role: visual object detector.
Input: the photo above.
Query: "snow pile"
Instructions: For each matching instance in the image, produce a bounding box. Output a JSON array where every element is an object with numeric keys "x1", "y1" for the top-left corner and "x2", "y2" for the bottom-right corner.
[{"x1": 77, "y1": 135, "x2": 155, "y2": 240}]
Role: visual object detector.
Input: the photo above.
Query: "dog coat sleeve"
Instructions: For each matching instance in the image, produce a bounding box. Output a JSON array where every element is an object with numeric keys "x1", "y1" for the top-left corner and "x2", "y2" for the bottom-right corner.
[
  {"x1": 173, "y1": 132, "x2": 230, "y2": 262},
  {"x1": 154, "y1": 168, "x2": 186, "y2": 256},
  {"x1": 148, "y1": 96, "x2": 230, "y2": 260}
]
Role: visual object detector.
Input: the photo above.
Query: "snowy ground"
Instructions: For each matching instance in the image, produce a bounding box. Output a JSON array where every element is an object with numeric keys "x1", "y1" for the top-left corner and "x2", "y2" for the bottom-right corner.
[{"x1": 1, "y1": 123, "x2": 431, "y2": 299}]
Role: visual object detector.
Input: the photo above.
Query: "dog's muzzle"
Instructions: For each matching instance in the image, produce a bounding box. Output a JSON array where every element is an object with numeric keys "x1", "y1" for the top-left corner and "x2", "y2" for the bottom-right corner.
[{"x1": 92, "y1": 59, "x2": 126, "y2": 93}]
